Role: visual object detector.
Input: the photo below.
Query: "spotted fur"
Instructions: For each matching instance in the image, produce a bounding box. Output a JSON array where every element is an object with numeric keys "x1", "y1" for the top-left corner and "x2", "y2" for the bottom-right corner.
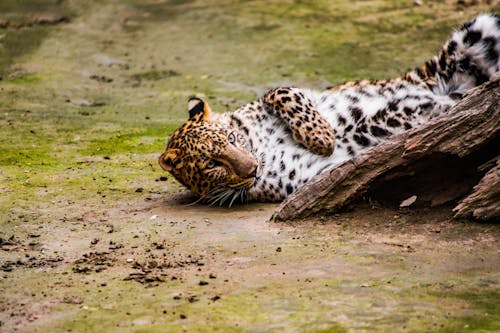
[{"x1": 160, "y1": 14, "x2": 500, "y2": 205}]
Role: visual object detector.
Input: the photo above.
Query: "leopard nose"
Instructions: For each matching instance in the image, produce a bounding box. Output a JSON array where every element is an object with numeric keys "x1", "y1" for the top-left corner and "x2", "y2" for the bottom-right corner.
[{"x1": 248, "y1": 166, "x2": 258, "y2": 178}]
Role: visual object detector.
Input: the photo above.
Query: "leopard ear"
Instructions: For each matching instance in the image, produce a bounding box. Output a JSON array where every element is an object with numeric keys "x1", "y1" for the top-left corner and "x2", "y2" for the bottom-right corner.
[
  {"x1": 187, "y1": 97, "x2": 212, "y2": 121},
  {"x1": 159, "y1": 148, "x2": 182, "y2": 172}
]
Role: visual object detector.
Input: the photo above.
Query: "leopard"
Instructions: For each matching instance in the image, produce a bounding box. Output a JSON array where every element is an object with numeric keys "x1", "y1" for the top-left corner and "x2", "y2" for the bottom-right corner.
[{"x1": 159, "y1": 14, "x2": 500, "y2": 205}]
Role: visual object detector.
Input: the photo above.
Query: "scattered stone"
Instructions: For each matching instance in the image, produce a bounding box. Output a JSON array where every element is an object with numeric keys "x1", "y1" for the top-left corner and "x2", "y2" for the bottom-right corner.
[
  {"x1": 152, "y1": 241, "x2": 165, "y2": 250},
  {"x1": 69, "y1": 98, "x2": 105, "y2": 107},
  {"x1": 135, "y1": 188, "x2": 144, "y2": 193},
  {"x1": 89, "y1": 74, "x2": 113, "y2": 83},
  {"x1": 0, "y1": 19, "x2": 9, "y2": 28},
  {"x1": 73, "y1": 252, "x2": 114, "y2": 274},
  {"x1": 276, "y1": 247, "x2": 282, "y2": 252},
  {"x1": 210, "y1": 295, "x2": 221, "y2": 302},
  {"x1": 199, "y1": 280, "x2": 209, "y2": 286},
  {"x1": 30, "y1": 14, "x2": 69, "y2": 26},
  {"x1": 400, "y1": 195, "x2": 417, "y2": 208},
  {"x1": 92, "y1": 54, "x2": 128, "y2": 68},
  {"x1": 187, "y1": 295, "x2": 199, "y2": 303},
  {"x1": 62, "y1": 296, "x2": 84, "y2": 304},
  {"x1": 0, "y1": 235, "x2": 23, "y2": 251},
  {"x1": 108, "y1": 241, "x2": 123, "y2": 250},
  {"x1": 130, "y1": 69, "x2": 180, "y2": 82}
]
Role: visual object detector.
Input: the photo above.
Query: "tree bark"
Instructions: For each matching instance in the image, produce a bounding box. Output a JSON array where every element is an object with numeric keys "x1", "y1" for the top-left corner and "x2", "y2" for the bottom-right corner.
[
  {"x1": 271, "y1": 77, "x2": 500, "y2": 222},
  {"x1": 453, "y1": 157, "x2": 500, "y2": 221}
]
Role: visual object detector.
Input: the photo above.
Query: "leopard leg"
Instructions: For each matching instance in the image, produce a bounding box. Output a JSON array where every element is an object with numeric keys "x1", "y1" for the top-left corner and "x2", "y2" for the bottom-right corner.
[{"x1": 262, "y1": 87, "x2": 336, "y2": 156}]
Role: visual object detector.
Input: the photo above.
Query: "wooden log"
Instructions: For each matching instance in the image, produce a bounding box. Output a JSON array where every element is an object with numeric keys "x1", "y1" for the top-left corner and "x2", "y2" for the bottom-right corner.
[
  {"x1": 453, "y1": 157, "x2": 500, "y2": 221},
  {"x1": 271, "y1": 77, "x2": 500, "y2": 222}
]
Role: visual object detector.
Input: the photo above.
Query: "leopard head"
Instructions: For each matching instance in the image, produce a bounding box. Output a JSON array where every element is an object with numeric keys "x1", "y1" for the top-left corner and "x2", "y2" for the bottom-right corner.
[{"x1": 159, "y1": 98, "x2": 258, "y2": 205}]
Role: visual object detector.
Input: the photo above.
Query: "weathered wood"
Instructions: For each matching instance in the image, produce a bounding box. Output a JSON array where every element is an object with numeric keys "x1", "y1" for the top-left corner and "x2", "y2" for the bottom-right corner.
[
  {"x1": 453, "y1": 157, "x2": 500, "y2": 221},
  {"x1": 271, "y1": 77, "x2": 500, "y2": 222}
]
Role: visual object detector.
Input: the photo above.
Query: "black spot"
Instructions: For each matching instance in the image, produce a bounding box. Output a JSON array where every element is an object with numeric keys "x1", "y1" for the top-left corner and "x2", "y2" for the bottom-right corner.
[
  {"x1": 420, "y1": 102, "x2": 434, "y2": 111},
  {"x1": 459, "y1": 57, "x2": 470, "y2": 71},
  {"x1": 280, "y1": 161, "x2": 285, "y2": 172},
  {"x1": 463, "y1": 30, "x2": 482, "y2": 46},
  {"x1": 294, "y1": 93, "x2": 302, "y2": 103},
  {"x1": 403, "y1": 107, "x2": 414, "y2": 116},
  {"x1": 292, "y1": 154, "x2": 300, "y2": 160},
  {"x1": 266, "y1": 128, "x2": 275, "y2": 135},
  {"x1": 447, "y1": 40, "x2": 457, "y2": 56},
  {"x1": 347, "y1": 146, "x2": 354, "y2": 156},
  {"x1": 439, "y1": 53, "x2": 447, "y2": 70},
  {"x1": 277, "y1": 89, "x2": 289, "y2": 95},
  {"x1": 387, "y1": 118, "x2": 401, "y2": 128},
  {"x1": 353, "y1": 134, "x2": 370, "y2": 147},
  {"x1": 459, "y1": 20, "x2": 473, "y2": 31},
  {"x1": 277, "y1": 138, "x2": 284, "y2": 144},
  {"x1": 388, "y1": 100, "x2": 399, "y2": 111},
  {"x1": 230, "y1": 115, "x2": 242, "y2": 127},
  {"x1": 282, "y1": 96, "x2": 292, "y2": 103},
  {"x1": 295, "y1": 120, "x2": 302, "y2": 127},
  {"x1": 289, "y1": 169, "x2": 296, "y2": 180},
  {"x1": 483, "y1": 37, "x2": 498, "y2": 64},
  {"x1": 344, "y1": 124, "x2": 353, "y2": 132},
  {"x1": 337, "y1": 115, "x2": 347, "y2": 125},
  {"x1": 370, "y1": 125, "x2": 389, "y2": 137},
  {"x1": 426, "y1": 60, "x2": 437, "y2": 76},
  {"x1": 416, "y1": 67, "x2": 425, "y2": 79},
  {"x1": 374, "y1": 109, "x2": 387, "y2": 122},
  {"x1": 357, "y1": 123, "x2": 368, "y2": 133},
  {"x1": 286, "y1": 183, "x2": 294, "y2": 195},
  {"x1": 404, "y1": 122, "x2": 412, "y2": 130},
  {"x1": 346, "y1": 94, "x2": 360, "y2": 103},
  {"x1": 349, "y1": 106, "x2": 363, "y2": 122}
]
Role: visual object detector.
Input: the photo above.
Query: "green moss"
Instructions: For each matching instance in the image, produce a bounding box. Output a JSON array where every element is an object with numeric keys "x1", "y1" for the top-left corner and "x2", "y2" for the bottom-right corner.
[
  {"x1": 6, "y1": 72, "x2": 42, "y2": 84},
  {"x1": 425, "y1": 290, "x2": 500, "y2": 332},
  {"x1": 0, "y1": 28, "x2": 50, "y2": 76},
  {"x1": 130, "y1": 69, "x2": 180, "y2": 81},
  {"x1": 80, "y1": 124, "x2": 177, "y2": 156}
]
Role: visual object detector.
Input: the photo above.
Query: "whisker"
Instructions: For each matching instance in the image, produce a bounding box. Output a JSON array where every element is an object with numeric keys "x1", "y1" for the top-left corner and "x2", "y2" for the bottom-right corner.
[
  {"x1": 229, "y1": 189, "x2": 240, "y2": 207},
  {"x1": 219, "y1": 189, "x2": 234, "y2": 206},
  {"x1": 185, "y1": 196, "x2": 204, "y2": 206}
]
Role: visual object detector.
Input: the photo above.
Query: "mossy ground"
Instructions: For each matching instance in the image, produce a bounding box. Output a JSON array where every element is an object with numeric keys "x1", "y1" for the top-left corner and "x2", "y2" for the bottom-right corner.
[{"x1": 1, "y1": 0, "x2": 499, "y2": 332}]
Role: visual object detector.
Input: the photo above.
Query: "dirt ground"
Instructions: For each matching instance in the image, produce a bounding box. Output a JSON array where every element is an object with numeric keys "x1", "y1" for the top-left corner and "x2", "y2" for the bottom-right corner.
[{"x1": 1, "y1": 1, "x2": 499, "y2": 332}]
